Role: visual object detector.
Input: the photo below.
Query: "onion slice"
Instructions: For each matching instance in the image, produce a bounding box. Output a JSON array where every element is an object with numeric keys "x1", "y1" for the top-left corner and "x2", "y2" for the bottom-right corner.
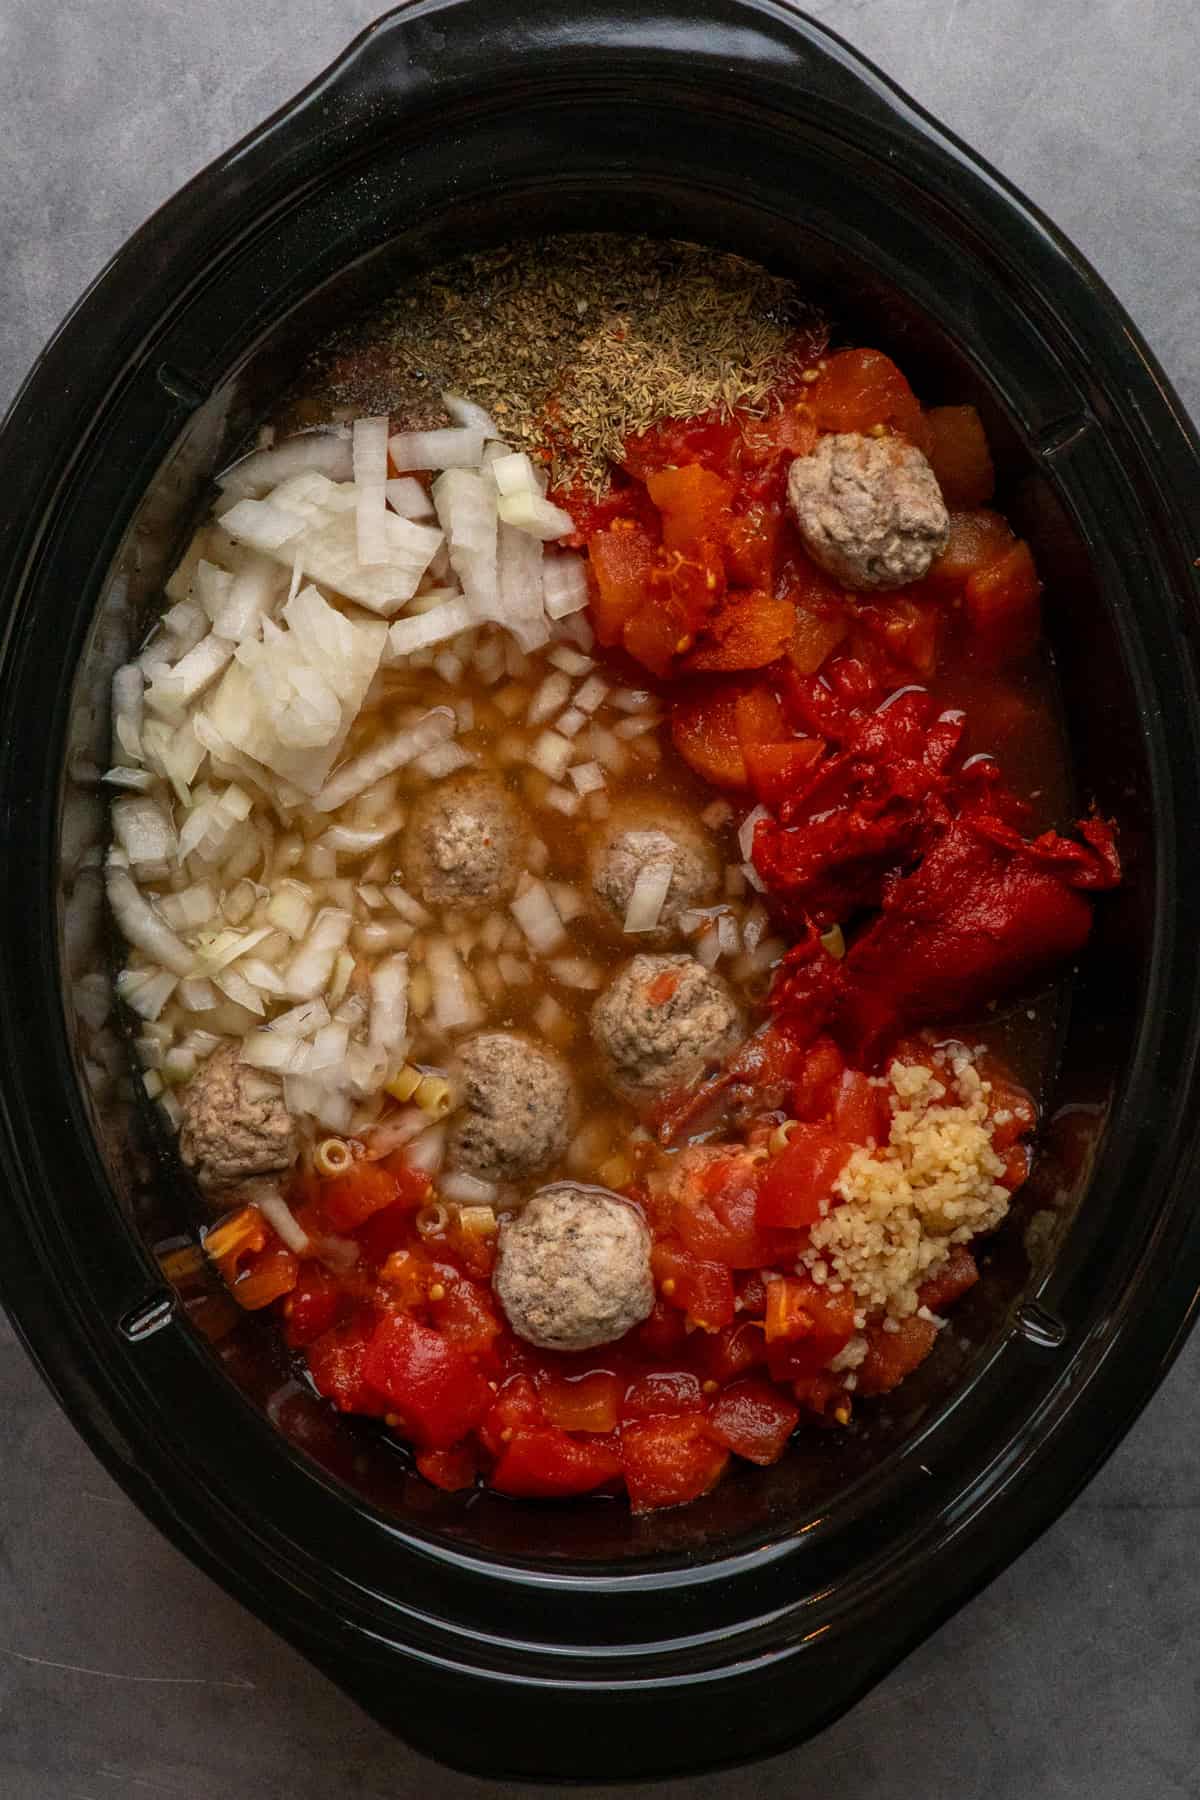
[{"x1": 623, "y1": 859, "x2": 674, "y2": 934}]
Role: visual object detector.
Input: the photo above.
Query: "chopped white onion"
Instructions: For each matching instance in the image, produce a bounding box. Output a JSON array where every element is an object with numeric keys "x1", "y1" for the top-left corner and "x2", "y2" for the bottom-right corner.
[
  {"x1": 439, "y1": 1171, "x2": 499, "y2": 1206},
  {"x1": 547, "y1": 956, "x2": 604, "y2": 990},
  {"x1": 256, "y1": 1192, "x2": 311, "y2": 1254},
  {"x1": 156, "y1": 881, "x2": 216, "y2": 930},
  {"x1": 406, "y1": 1123, "x2": 446, "y2": 1174},
  {"x1": 415, "y1": 741, "x2": 475, "y2": 780},
  {"x1": 572, "y1": 673, "x2": 609, "y2": 714},
  {"x1": 497, "y1": 519, "x2": 549, "y2": 651},
  {"x1": 390, "y1": 427, "x2": 486, "y2": 471},
  {"x1": 385, "y1": 476, "x2": 436, "y2": 520},
  {"x1": 369, "y1": 953, "x2": 409, "y2": 1059},
  {"x1": 510, "y1": 880, "x2": 565, "y2": 956},
  {"x1": 496, "y1": 489, "x2": 574, "y2": 541},
  {"x1": 623, "y1": 859, "x2": 674, "y2": 934},
  {"x1": 115, "y1": 966, "x2": 178, "y2": 1022},
  {"x1": 554, "y1": 706, "x2": 587, "y2": 739},
  {"x1": 106, "y1": 861, "x2": 194, "y2": 975},
  {"x1": 217, "y1": 430, "x2": 353, "y2": 499},
  {"x1": 527, "y1": 730, "x2": 573, "y2": 782},
  {"x1": 442, "y1": 393, "x2": 498, "y2": 435},
  {"x1": 220, "y1": 496, "x2": 307, "y2": 553},
  {"x1": 568, "y1": 760, "x2": 606, "y2": 796},
  {"x1": 548, "y1": 645, "x2": 593, "y2": 677},
  {"x1": 387, "y1": 599, "x2": 475, "y2": 659},
  {"x1": 427, "y1": 938, "x2": 480, "y2": 1033},
  {"x1": 111, "y1": 795, "x2": 177, "y2": 868},
  {"x1": 542, "y1": 552, "x2": 590, "y2": 619},
  {"x1": 738, "y1": 805, "x2": 770, "y2": 861},
  {"x1": 283, "y1": 908, "x2": 353, "y2": 999},
  {"x1": 742, "y1": 860, "x2": 767, "y2": 893},
  {"x1": 527, "y1": 671, "x2": 572, "y2": 727},
  {"x1": 545, "y1": 785, "x2": 580, "y2": 817},
  {"x1": 266, "y1": 880, "x2": 314, "y2": 940},
  {"x1": 312, "y1": 706, "x2": 455, "y2": 813},
  {"x1": 352, "y1": 415, "x2": 390, "y2": 487}
]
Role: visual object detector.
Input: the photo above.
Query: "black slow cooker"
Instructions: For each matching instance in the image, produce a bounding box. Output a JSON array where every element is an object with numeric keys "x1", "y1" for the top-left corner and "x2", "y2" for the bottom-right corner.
[{"x1": 1, "y1": 0, "x2": 1199, "y2": 1780}]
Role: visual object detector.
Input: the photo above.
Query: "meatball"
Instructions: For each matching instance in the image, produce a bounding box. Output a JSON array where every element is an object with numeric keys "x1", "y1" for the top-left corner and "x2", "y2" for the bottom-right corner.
[
  {"x1": 447, "y1": 1030, "x2": 575, "y2": 1183},
  {"x1": 591, "y1": 954, "x2": 744, "y2": 1107},
  {"x1": 787, "y1": 432, "x2": 950, "y2": 591},
  {"x1": 178, "y1": 1042, "x2": 299, "y2": 1196},
  {"x1": 494, "y1": 1183, "x2": 654, "y2": 1351},
  {"x1": 400, "y1": 770, "x2": 528, "y2": 910},
  {"x1": 587, "y1": 796, "x2": 721, "y2": 947}
]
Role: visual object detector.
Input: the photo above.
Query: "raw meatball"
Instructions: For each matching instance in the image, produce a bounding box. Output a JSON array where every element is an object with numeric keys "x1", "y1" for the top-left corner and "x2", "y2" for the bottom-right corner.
[
  {"x1": 178, "y1": 1042, "x2": 299, "y2": 1196},
  {"x1": 494, "y1": 1183, "x2": 654, "y2": 1351},
  {"x1": 787, "y1": 432, "x2": 950, "y2": 591},
  {"x1": 401, "y1": 771, "x2": 528, "y2": 910},
  {"x1": 447, "y1": 1030, "x2": 575, "y2": 1183},
  {"x1": 587, "y1": 796, "x2": 720, "y2": 947},
  {"x1": 591, "y1": 954, "x2": 744, "y2": 1107}
]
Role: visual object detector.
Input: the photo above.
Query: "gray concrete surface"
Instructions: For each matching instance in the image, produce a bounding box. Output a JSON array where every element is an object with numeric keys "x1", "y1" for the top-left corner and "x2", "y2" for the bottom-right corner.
[{"x1": 0, "y1": 2, "x2": 1197, "y2": 1796}]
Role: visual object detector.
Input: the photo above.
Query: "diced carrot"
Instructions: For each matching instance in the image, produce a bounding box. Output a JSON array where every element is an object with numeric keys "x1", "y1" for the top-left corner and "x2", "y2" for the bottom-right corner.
[
  {"x1": 789, "y1": 603, "x2": 850, "y2": 674},
  {"x1": 686, "y1": 593, "x2": 797, "y2": 672},
  {"x1": 725, "y1": 501, "x2": 785, "y2": 586},
  {"x1": 733, "y1": 683, "x2": 787, "y2": 747},
  {"x1": 622, "y1": 601, "x2": 688, "y2": 676},
  {"x1": 924, "y1": 404, "x2": 995, "y2": 507}
]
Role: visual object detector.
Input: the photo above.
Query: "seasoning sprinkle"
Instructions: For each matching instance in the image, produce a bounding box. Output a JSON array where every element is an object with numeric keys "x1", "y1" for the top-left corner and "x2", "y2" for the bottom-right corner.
[{"x1": 297, "y1": 235, "x2": 826, "y2": 495}]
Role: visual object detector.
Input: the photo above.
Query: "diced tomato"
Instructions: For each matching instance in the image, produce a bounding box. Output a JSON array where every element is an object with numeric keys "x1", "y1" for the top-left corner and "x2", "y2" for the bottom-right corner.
[
  {"x1": 645, "y1": 463, "x2": 734, "y2": 554},
  {"x1": 964, "y1": 540, "x2": 1041, "y2": 666},
  {"x1": 854, "y1": 594, "x2": 942, "y2": 679},
  {"x1": 587, "y1": 522, "x2": 658, "y2": 646},
  {"x1": 415, "y1": 1442, "x2": 478, "y2": 1492},
  {"x1": 734, "y1": 682, "x2": 788, "y2": 748},
  {"x1": 320, "y1": 1162, "x2": 408, "y2": 1233},
  {"x1": 735, "y1": 1270, "x2": 770, "y2": 1317},
  {"x1": 363, "y1": 1312, "x2": 491, "y2": 1450},
  {"x1": 789, "y1": 602, "x2": 850, "y2": 674},
  {"x1": 763, "y1": 1281, "x2": 856, "y2": 1377},
  {"x1": 756, "y1": 1124, "x2": 855, "y2": 1228},
  {"x1": 742, "y1": 737, "x2": 825, "y2": 808},
  {"x1": 232, "y1": 1245, "x2": 298, "y2": 1311},
  {"x1": 621, "y1": 1368, "x2": 705, "y2": 1421},
  {"x1": 686, "y1": 593, "x2": 796, "y2": 673},
  {"x1": 708, "y1": 1378, "x2": 800, "y2": 1465},
  {"x1": 807, "y1": 348, "x2": 925, "y2": 444},
  {"x1": 621, "y1": 1416, "x2": 730, "y2": 1513},
  {"x1": 792, "y1": 1371, "x2": 851, "y2": 1421},
  {"x1": 623, "y1": 411, "x2": 740, "y2": 480},
  {"x1": 924, "y1": 509, "x2": 1014, "y2": 591},
  {"x1": 430, "y1": 1274, "x2": 502, "y2": 1356},
  {"x1": 856, "y1": 1315, "x2": 938, "y2": 1396},
  {"x1": 736, "y1": 405, "x2": 818, "y2": 468},
  {"x1": 306, "y1": 1313, "x2": 387, "y2": 1416},
  {"x1": 671, "y1": 685, "x2": 747, "y2": 789},
  {"x1": 830, "y1": 1069, "x2": 891, "y2": 1146},
  {"x1": 652, "y1": 1240, "x2": 735, "y2": 1331},
  {"x1": 622, "y1": 597, "x2": 690, "y2": 677},
  {"x1": 924, "y1": 404, "x2": 995, "y2": 508},
  {"x1": 791, "y1": 1036, "x2": 846, "y2": 1122},
  {"x1": 282, "y1": 1265, "x2": 344, "y2": 1347},
  {"x1": 491, "y1": 1428, "x2": 624, "y2": 1498},
  {"x1": 673, "y1": 1156, "x2": 774, "y2": 1269},
  {"x1": 725, "y1": 502, "x2": 784, "y2": 586},
  {"x1": 917, "y1": 1245, "x2": 979, "y2": 1313},
  {"x1": 541, "y1": 1370, "x2": 622, "y2": 1434},
  {"x1": 700, "y1": 1319, "x2": 767, "y2": 1384},
  {"x1": 634, "y1": 1297, "x2": 691, "y2": 1357},
  {"x1": 479, "y1": 1374, "x2": 544, "y2": 1457},
  {"x1": 355, "y1": 1199, "x2": 425, "y2": 1265}
]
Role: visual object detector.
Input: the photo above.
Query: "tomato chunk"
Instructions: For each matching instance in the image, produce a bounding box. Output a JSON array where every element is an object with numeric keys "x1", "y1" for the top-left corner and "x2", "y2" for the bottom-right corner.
[
  {"x1": 542, "y1": 1370, "x2": 622, "y2": 1434},
  {"x1": 686, "y1": 593, "x2": 796, "y2": 673},
  {"x1": 763, "y1": 1281, "x2": 856, "y2": 1377},
  {"x1": 621, "y1": 1369, "x2": 705, "y2": 1421},
  {"x1": 856, "y1": 1315, "x2": 938, "y2": 1396},
  {"x1": 671, "y1": 685, "x2": 748, "y2": 789},
  {"x1": 306, "y1": 1314, "x2": 387, "y2": 1416},
  {"x1": 587, "y1": 523, "x2": 658, "y2": 646},
  {"x1": 415, "y1": 1443, "x2": 478, "y2": 1492},
  {"x1": 320, "y1": 1162, "x2": 409, "y2": 1233},
  {"x1": 621, "y1": 1417, "x2": 730, "y2": 1513},
  {"x1": 708, "y1": 1378, "x2": 800, "y2": 1465},
  {"x1": 917, "y1": 1245, "x2": 979, "y2": 1313},
  {"x1": 491, "y1": 1428, "x2": 624, "y2": 1498},
  {"x1": 645, "y1": 463, "x2": 734, "y2": 553},
  {"x1": 363, "y1": 1312, "x2": 491, "y2": 1450},
  {"x1": 965, "y1": 540, "x2": 1041, "y2": 666},
  {"x1": 924, "y1": 404, "x2": 995, "y2": 507},
  {"x1": 756, "y1": 1124, "x2": 855, "y2": 1227},
  {"x1": 807, "y1": 348, "x2": 925, "y2": 443},
  {"x1": 924, "y1": 509, "x2": 1013, "y2": 591},
  {"x1": 652, "y1": 1240, "x2": 735, "y2": 1331},
  {"x1": 283, "y1": 1265, "x2": 344, "y2": 1347}
]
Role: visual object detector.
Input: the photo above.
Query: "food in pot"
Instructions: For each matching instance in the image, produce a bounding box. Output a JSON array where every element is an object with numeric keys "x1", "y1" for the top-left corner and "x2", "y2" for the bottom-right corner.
[
  {"x1": 592, "y1": 954, "x2": 745, "y2": 1106},
  {"x1": 494, "y1": 1183, "x2": 655, "y2": 1351},
  {"x1": 446, "y1": 1030, "x2": 575, "y2": 1183},
  {"x1": 786, "y1": 430, "x2": 950, "y2": 590},
  {"x1": 111, "y1": 236, "x2": 1119, "y2": 1513},
  {"x1": 586, "y1": 796, "x2": 721, "y2": 946}
]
